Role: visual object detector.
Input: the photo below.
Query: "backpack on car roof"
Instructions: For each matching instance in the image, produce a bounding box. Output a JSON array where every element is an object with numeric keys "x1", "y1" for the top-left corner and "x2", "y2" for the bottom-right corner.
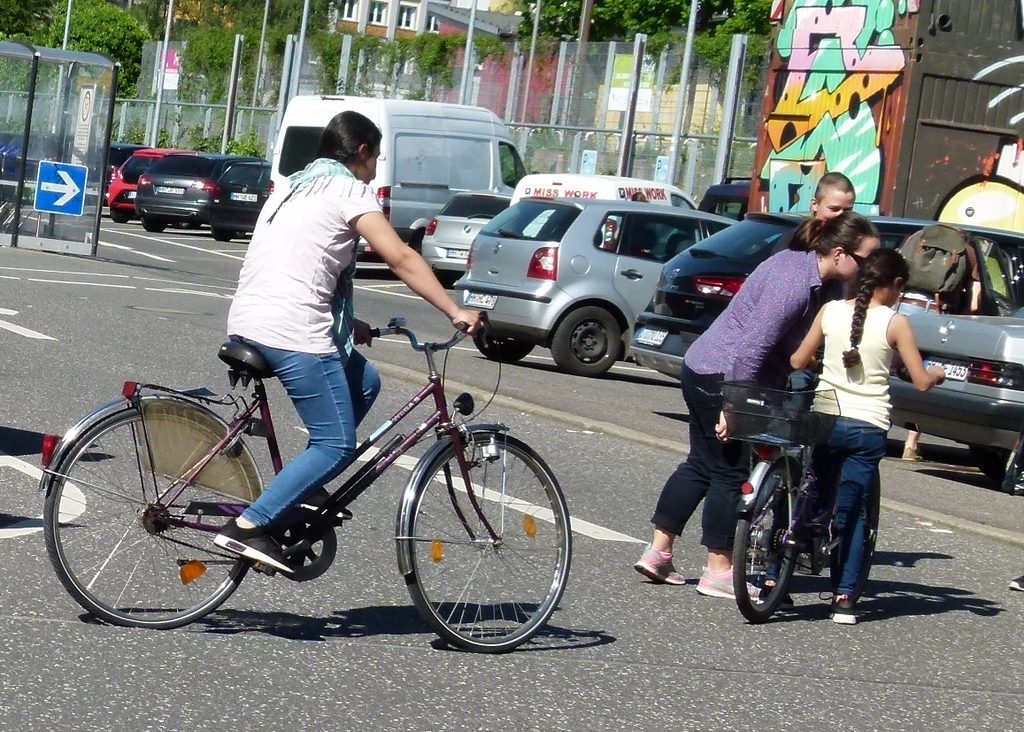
[{"x1": 898, "y1": 223, "x2": 972, "y2": 309}]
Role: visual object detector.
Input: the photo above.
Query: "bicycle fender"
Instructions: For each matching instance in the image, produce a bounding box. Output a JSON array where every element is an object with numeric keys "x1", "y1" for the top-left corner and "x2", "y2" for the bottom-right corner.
[
  {"x1": 394, "y1": 424, "x2": 508, "y2": 577},
  {"x1": 737, "y1": 459, "x2": 775, "y2": 515}
]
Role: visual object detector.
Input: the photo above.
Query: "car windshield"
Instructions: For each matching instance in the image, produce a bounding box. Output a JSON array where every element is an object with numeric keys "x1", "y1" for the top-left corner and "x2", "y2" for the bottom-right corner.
[
  {"x1": 688, "y1": 218, "x2": 791, "y2": 258},
  {"x1": 151, "y1": 155, "x2": 214, "y2": 177},
  {"x1": 440, "y1": 195, "x2": 509, "y2": 219},
  {"x1": 480, "y1": 200, "x2": 581, "y2": 242}
]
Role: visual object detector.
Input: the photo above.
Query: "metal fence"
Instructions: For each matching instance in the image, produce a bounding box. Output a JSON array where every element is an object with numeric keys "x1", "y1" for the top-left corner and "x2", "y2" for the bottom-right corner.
[{"x1": 0, "y1": 35, "x2": 769, "y2": 202}]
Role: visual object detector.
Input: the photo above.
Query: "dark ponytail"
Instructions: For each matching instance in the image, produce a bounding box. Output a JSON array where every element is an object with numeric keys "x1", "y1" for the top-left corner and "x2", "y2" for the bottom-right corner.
[
  {"x1": 842, "y1": 248, "x2": 910, "y2": 368},
  {"x1": 316, "y1": 111, "x2": 383, "y2": 164}
]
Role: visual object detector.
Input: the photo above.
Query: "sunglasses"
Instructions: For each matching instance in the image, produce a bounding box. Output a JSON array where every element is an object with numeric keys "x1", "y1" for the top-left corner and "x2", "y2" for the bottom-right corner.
[{"x1": 846, "y1": 251, "x2": 868, "y2": 266}]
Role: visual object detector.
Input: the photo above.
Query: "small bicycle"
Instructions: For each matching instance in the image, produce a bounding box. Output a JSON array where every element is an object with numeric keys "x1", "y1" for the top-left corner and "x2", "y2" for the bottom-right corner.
[
  {"x1": 722, "y1": 381, "x2": 880, "y2": 624},
  {"x1": 40, "y1": 318, "x2": 572, "y2": 653}
]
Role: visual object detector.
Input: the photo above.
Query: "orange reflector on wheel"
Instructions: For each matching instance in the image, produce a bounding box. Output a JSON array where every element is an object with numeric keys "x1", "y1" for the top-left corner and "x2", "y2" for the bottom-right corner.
[
  {"x1": 179, "y1": 561, "x2": 208, "y2": 585},
  {"x1": 431, "y1": 540, "x2": 445, "y2": 563},
  {"x1": 523, "y1": 514, "x2": 538, "y2": 538}
]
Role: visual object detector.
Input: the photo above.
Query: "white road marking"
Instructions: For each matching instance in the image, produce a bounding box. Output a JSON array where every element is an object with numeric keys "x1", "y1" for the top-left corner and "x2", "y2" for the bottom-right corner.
[
  {"x1": 27, "y1": 278, "x2": 135, "y2": 289},
  {"x1": 0, "y1": 310, "x2": 57, "y2": 340},
  {"x1": 144, "y1": 288, "x2": 232, "y2": 299},
  {"x1": 118, "y1": 230, "x2": 245, "y2": 261},
  {"x1": 99, "y1": 241, "x2": 175, "y2": 263},
  {"x1": 132, "y1": 276, "x2": 234, "y2": 291},
  {"x1": 0, "y1": 266, "x2": 130, "y2": 278},
  {"x1": 293, "y1": 427, "x2": 641, "y2": 543},
  {"x1": 354, "y1": 284, "x2": 422, "y2": 301}
]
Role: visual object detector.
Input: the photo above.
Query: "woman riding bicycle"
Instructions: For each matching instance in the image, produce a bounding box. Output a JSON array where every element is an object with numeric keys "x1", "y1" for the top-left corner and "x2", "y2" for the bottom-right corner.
[
  {"x1": 791, "y1": 248, "x2": 944, "y2": 624},
  {"x1": 217, "y1": 110, "x2": 481, "y2": 573},
  {"x1": 634, "y1": 212, "x2": 879, "y2": 596}
]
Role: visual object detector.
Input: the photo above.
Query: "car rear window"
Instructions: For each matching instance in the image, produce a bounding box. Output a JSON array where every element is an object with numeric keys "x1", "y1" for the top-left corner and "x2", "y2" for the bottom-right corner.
[
  {"x1": 480, "y1": 200, "x2": 581, "y2": 242},
  {"x1": 689, "y1": 218, "x2": 791, "y2": 259},
  {"x1": 121, "y1": 154, "x2": 158, "y2": 183},
  {"x1": 220, "y1": 163, "x2": 270, "y2": 187},
  {"x1": 150, "y1": 155, "x2": 214, "y2": 177},
  {"x1": 440, "y1": 195, "x2": 509, "y2": 219},
  {"x1": 279, "y1": 126, "x2": 322, "y2": 177}
]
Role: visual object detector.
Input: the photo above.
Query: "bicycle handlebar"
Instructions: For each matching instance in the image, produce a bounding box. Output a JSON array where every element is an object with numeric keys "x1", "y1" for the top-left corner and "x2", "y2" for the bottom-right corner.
[{"x1": 370, "y1": 316, "x2": 477, "y2": 353}]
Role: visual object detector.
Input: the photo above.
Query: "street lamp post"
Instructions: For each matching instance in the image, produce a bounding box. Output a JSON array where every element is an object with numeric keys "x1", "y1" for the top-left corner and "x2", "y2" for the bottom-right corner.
[
  {"x1": 519, "y1": 0, "x2": 541, "y2": 122},
  {"x1": 150, "y1": 0, "x2": 177, "y2": 148},
  {"x1": 62, "y1": 0, "x2": 75, "y2": 49},
  {"x1": 291, "y1": 0, "x2": 312, "y2": 98},
  {"x1": 252, "y1": 0, "x2": 272, "y2": 106},
  {"x1": 459, "y1": 0, "x2": 480, "y2": 105}
]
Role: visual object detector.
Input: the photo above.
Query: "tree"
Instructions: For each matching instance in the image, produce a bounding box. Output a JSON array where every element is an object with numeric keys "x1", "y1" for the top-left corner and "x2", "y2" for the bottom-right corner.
[
  {"x1": 0, "y1": 1, "x2": 53, "y2": 41},
  {"x1": 38, "y1": 0, "x2": 150, "y2": 96}
]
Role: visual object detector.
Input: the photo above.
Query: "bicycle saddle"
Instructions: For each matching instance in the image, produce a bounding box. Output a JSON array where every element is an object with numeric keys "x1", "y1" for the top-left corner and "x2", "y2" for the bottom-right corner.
[{"x1": 218, "y1": 340, "x2": 274, "y2": 380}]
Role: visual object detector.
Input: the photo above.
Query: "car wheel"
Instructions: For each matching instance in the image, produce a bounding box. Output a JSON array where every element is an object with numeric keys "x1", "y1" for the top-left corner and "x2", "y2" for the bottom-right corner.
[
  {"x1": 141, "y1": 216, "x2": 166, "y2": 233},
  {"x1": 211, "y1": 228, "x2": 235, "y2": 242},
  {"x1": 968, "y1": 444, "x2": 1012, "y2": 484},
  {"x1": 550, "y1": 306, "x2": 623, "y2": 377},
  {"x1": 110, "y1": 209, "x2": 131, "y2": 224},
  {"x1": 472, "y1": 332, "x2": 534, "y2": 363},
  {"x1": 408, "y1": 229, "x2": 425, "y2": 254}
]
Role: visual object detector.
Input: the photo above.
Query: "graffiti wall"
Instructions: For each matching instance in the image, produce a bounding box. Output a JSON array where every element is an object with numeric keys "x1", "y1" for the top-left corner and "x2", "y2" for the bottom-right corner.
[{"x1": 752, "y1": 0, "x2": 920, "y2": 215}]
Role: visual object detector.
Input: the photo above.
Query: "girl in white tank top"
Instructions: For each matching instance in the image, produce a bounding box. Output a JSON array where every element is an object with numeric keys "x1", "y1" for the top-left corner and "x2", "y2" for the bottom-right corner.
[{"x1": 790, "y1": 249, "x2": 945, "y2": 624}]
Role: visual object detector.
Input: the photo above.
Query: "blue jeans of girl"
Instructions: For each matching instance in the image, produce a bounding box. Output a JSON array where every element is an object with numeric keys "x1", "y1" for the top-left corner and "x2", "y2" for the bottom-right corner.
[
  {"x1": 810, "y1": 416, "x2": 886, "y2": 598},
  {"x1": 238, "y1": 343, "x2": 381, "y2": 527}
]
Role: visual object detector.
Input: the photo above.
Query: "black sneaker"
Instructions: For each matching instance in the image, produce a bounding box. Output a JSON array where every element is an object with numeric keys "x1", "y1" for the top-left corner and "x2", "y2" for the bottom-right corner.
[
  {"x1": 215, "y1": 519, "x2": 294, "y2": 574},
  {"x1": 830, "y1": 594, "x2": 858, "y2": 625}
]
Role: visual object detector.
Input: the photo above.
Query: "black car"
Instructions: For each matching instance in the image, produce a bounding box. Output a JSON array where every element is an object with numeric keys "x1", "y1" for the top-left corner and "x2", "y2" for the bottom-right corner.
[
  {"x1": 207, "y1": 161, "x2": 272, "y2": 241},
  {"x1": 135, "y1": 153, "x2": 264, "y2": 232},
  {"x1": 630, "y1": 213, "x2": 1024, "y2": 380},
  {"x1": 697, "y1": 177, "x2": 750, "y2": 220},
  {"x1": 106, "y1": 142, "x2": 149, "y2": 178}
]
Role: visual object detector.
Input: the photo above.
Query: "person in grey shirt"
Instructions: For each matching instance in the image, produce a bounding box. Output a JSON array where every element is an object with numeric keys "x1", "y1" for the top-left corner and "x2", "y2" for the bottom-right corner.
[{"x1": 633, "y1": 212, "x2": 880, "y2": 596}]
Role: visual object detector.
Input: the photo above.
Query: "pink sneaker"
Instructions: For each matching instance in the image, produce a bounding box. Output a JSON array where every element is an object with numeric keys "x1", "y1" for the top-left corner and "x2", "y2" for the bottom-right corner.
[
  {"x1": 696, "y1": 567, "x2": 738, "y2": 599},
  {"x1": 633, "y1": 544, "x2": 686, "y2": 585}
]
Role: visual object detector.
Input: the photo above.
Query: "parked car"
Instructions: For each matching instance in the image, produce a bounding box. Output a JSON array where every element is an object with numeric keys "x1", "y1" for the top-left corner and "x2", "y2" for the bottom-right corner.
[
  {"x1": 455, "y1": 198, "x2": 734, "y2": 376},
  {"x1": 134, "y1": 152, "x2": 264, "y2": 232},
  {"x1": 630, "y1": 211, "x2": 1024, "y2": 482},
  {"x1": 698, "y1": 177, "x2": 750, "y2": 220},
  {"x1": 422, "y1": 192, "x2": 511, "y2": 282},
  {"x1": 106, "y1": 142, "x2": 149, "y2": 180},
  {"x1": 207, "y1": 160, "x2": 272, "y2": 241},
  {"x1": 106, "y1": 148, "x2": 189, "y2": 223}
]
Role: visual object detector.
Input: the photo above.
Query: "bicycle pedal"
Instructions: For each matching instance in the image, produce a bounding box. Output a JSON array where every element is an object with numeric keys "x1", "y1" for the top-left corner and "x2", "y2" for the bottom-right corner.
[{"x1": 251, "y1": 560, "x2": 278, "y2": 577}]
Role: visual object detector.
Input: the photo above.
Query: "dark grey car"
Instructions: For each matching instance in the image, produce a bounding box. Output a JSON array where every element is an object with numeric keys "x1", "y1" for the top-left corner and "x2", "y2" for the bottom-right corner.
[
  {"x1": 207, "y1": 161, "x2": 272, "y2": 241},
  {"x1": 135, "y1": 153, "x2": 264, "y2": 232},
  {"x1": 456, "y1": 199, "x2": 734, "y2": 377}
]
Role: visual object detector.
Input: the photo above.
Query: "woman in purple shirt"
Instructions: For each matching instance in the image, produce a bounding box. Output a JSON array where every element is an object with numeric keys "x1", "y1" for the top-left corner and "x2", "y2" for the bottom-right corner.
[{"x1": 633, "y1": 212, "x2": 880, "y2": 596}]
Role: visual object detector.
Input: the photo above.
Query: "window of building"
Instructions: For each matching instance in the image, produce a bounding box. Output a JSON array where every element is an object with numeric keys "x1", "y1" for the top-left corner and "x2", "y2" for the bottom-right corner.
[
  {"x1": 398, "y1": 3, "x2": 417, "y2": 29},
  {"x1": 370, "y1": 1, "x2": 388, "y2": 25},
  {"x1": 340, "y1": 0, "x2": 359, "y2": 22},
  {"x1": 426, "y1": 13, "x2": 440, "y2": 33}
]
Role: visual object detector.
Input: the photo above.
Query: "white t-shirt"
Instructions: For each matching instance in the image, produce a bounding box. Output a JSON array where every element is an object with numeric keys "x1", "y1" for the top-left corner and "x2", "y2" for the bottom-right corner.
[{"x1": 227, "y1": 176, "x2": 380, "y2": 353}]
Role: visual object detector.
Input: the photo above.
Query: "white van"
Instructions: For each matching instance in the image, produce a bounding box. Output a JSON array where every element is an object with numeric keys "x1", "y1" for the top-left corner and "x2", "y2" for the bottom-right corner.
[
  {"x1": 511, "y1": 173, "x2": 696, "y2": 208},
  {"x1": 272, "y1": 95, "x2": 527, "y2": 249}
]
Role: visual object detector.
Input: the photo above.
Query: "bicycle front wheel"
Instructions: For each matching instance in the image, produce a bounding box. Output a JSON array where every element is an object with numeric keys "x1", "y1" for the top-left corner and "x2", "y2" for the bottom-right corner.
[
  {"x1": 43, "y1": 405, "x2": 251, "y2": 629},
  {"x1": 399, "y1": 429, "x2": 572, "y2": 653},
  {"x1": 733, "y1": 458, "x2": 799, "y2": 624}
]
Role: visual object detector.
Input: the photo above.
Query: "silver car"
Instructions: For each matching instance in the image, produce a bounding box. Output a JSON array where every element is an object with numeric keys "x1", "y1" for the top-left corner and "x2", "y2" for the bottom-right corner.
[
  {"x1": 456, "y1": 198, "x2": 734, "y2": 377},
  {"x1": 422, "y1": 192, "x2": 511, "y2": 282}
]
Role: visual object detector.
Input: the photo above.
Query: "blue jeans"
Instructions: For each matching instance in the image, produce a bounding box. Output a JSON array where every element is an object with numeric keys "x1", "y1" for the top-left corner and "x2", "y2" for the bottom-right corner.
[
  {"x1": 239, "y1": 343, "x2": 381, "y2": 527},
  {"x1": 810, "y1": 416, "x2": 886, "y2": 597}
]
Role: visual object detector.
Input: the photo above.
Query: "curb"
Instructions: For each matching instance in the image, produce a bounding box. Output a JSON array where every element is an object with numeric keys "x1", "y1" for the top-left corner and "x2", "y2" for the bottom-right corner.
[{"x1": 374, "y1": 361, "x2": 1024, "y2": 549}]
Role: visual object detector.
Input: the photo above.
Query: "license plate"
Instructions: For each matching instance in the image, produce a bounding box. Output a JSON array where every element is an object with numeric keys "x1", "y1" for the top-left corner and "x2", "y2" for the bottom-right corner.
[
  {"x1": 230, "y1": 192, "x2": 258, "y2": 202},
  {"x1": 155, "y1": 186, "x2": 184, "y2": 195},
  {"x1": 446, "y1": 248, "x2": 468, "y2": 260},
  {"x1": 635, "y1": 326, "x2": 668, "y2": 347},
  {"x1": 126, "y1": 190, "x2": 136, "y2": 199},
  {"x1": 464, "y1": 292, "x2": 497, "y2": 309},
  {"x1": 925, "y1": 359, "x2": 968, "y2": 381}
]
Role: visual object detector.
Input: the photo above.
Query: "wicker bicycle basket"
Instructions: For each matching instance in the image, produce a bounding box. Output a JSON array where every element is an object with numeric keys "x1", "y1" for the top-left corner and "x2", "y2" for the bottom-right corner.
[{"x1": 720, "y1": 381, "x2": 841, "y2": 447}]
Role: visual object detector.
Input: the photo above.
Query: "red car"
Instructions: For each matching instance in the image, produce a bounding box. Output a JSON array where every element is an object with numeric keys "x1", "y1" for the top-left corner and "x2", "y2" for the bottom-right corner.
[{"x1": 106, "y1": 148, "x2": 191, "y2": 223}]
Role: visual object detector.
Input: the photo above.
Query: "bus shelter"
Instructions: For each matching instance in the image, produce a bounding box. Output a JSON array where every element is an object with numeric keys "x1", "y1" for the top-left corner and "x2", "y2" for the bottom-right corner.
[{"x1": 0, "y1": 41, "x2": 118, "y2": 256}]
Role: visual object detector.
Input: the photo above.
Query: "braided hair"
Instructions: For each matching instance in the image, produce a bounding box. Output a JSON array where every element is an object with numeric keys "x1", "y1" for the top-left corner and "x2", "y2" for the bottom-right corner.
[{"x1": 842, "y1": 248, "x2": 909, "y2": 368}]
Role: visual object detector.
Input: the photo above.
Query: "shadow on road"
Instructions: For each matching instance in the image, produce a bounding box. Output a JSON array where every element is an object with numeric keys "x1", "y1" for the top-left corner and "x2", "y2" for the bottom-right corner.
[
  {"x1": 481, "y1": 357, "x2": 679, "y2": 389},
  {"x1": 870, "y1": 549, "x2": 954, "y2": 569},
  {"x1": 0, "y1": 425, "x2": 45, "y2": 457},
  {"x1": 197, "y1": 605, "x2": 615, "y2": 651}
]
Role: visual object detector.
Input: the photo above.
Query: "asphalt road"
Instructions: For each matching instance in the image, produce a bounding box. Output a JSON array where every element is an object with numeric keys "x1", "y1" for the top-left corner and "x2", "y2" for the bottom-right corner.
[{"x1": 0, "y1": 220, "x2": 1022, "y2": 730}]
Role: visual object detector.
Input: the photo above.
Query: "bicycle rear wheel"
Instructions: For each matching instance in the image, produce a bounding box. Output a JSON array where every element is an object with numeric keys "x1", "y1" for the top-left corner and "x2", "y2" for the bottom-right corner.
[
  {"x1": 399, "y1": 429, "x2": 572, "y2": 653},
  {"x1": 43, "y1": 405, "x2": 251, "y2": 629},
  {"x1": 733, "y1": 458, "x2": 799, "y2": 624}
]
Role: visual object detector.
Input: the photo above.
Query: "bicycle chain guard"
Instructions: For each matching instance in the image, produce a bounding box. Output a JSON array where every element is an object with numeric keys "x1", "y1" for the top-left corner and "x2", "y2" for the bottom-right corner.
[{"x1": 274, "y1": 520, "x2": 338, "y2": 582}]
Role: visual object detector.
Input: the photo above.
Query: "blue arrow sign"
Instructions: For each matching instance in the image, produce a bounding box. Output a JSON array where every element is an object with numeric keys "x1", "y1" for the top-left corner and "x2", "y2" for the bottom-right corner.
[{"x1": 34, "y1": 160, "x2": 88, "y2": 217}]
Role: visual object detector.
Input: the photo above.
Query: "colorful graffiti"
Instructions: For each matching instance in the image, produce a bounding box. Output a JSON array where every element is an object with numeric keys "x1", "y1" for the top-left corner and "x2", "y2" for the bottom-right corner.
[{"x1": 759, "y1": 0, "x2": 920, "y2": 214}]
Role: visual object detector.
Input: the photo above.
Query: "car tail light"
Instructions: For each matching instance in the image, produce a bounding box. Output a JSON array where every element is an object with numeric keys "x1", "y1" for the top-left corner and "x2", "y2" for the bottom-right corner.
[
  {"x1": 967, "y1": 359, "x2": 1024, "y2": 389},
  {"x1": 376, "y1": 185, "x2": 392, "y2": 220},
  {"x1": 694, "y1": 275, "x2": 745, "y2": 299},
  {"x1": 192, "y1": 179, "x2": 221, "y2": 197},
  {"x1": 41, "y1": 434, "x2": 60, "y2": 468},
  {"x1": 138, "y1": 174, "x2": 152, "y2": 188},
  {"x1": 425, "y1": 218, "x2": 438, "y2": 236},
  {"x1": 526, "y1": 246, "x2": 558, "y2": 280}
]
